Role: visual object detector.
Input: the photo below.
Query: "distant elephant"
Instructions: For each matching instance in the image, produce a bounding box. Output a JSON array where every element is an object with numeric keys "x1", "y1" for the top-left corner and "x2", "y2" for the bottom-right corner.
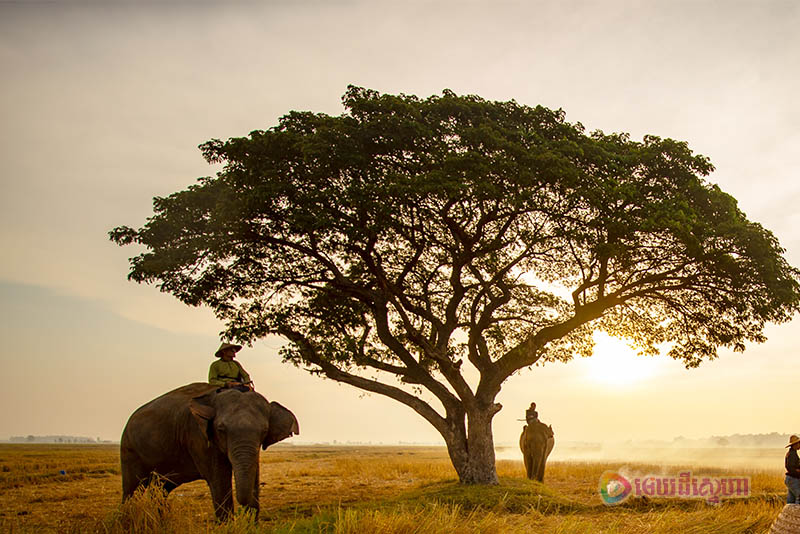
[
  {"x1": 121, "y1": 383, "x2": 299, "y2": 520},
  {"x1": 520, "y1": 420, "x2": 554, "y2": 482}
]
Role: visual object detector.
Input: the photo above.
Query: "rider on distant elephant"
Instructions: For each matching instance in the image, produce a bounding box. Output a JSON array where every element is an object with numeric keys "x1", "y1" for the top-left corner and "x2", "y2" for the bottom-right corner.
[
  {"x1": 525, "y1": 402, "x2": 539, "y2": 425},
  {"x1": 209, "y1": 343, "x2": 254, "y2": 392}
]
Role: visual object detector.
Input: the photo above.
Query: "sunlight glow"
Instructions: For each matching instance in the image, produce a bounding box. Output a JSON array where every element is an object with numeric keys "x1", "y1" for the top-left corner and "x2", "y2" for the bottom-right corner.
[{"x1": 583, "y1": 332, "x2": 665, "y2": 386}]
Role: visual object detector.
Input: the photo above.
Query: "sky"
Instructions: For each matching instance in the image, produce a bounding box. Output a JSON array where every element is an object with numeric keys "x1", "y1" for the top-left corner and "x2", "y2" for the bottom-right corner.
[{"x1": 1, "y1": 0, "x2": 798, "y2": 447}]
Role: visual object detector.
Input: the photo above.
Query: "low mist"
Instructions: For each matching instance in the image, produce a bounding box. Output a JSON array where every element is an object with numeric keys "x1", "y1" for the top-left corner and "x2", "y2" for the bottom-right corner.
[{"x1": 496, "y1": 442, "x2": 787, "y2": 472}]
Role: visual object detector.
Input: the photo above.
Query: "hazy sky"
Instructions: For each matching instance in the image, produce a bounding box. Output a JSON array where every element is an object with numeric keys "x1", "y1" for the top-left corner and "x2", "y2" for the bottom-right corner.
[{"x1": 1, "y1": 0, "x2": 798, "y2": 446}]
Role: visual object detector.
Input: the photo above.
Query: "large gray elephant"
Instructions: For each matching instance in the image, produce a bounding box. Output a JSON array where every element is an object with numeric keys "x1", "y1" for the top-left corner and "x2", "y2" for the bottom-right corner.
[
  {"x1": 519, "y1": 420, "x2": 554, "y2": 482},
  {"x1": 121, "y1": 383, "x2": 299, "y2": 520}
]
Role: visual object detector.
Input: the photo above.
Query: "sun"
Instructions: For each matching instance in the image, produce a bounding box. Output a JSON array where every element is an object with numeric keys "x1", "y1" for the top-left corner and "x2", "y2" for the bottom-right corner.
[{"x1": 582, "y1": 332, "x2": 664, "y2": 386}]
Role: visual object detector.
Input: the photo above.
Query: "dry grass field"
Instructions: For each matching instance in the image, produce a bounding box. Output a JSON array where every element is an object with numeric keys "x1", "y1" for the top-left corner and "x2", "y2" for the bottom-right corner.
[{"x1": 0, "y1": 444, "x2": 788, "y2": 533}]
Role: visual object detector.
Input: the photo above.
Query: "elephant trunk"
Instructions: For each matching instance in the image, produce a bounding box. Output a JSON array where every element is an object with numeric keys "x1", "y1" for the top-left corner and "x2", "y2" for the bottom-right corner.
[{"x1": 230, "y1": 444, "x2": 260, "y2": 513}]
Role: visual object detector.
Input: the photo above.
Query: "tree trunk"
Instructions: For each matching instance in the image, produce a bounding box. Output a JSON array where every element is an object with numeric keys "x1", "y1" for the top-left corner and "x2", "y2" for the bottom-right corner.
[{"x1": 445, "y1": 407, "x2": 499, "y2": 485}]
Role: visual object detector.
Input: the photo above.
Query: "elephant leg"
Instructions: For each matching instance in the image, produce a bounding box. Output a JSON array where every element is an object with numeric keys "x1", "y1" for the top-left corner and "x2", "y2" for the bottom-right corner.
[
  {"x1": 535, "y1": 452, "x2": 546, "y2": 482},
  {"x1": 537, "y1": 436, "x2": 554, "y2": 482},
  {"x1": 525, "y1": 452, "x2": 535, "y2": 480},
  {"x1": 531, "y1": 451, "x2": 542, "y2": 482},
  {"x1": 253, "y1": 464, "x2": 261, "y2": 506},
  {"x1": 541, "y1": 436, "x2": 554, "y2": 481},
  {"x1": 520, "y1": 427, "x2": 533, "y2": 480},
  {"x1": 121, "y1": 451, "x2": 149, "y2": 501},
  {"x1": 207, "y1": 464, "x2": 234, "y2": 521}
]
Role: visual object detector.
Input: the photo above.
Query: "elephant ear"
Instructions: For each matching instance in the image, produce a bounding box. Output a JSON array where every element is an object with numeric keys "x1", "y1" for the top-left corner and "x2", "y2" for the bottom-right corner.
[
  {"x1": 189, "y1": 392, "x2": 217, "y2": 444},
  {"x1": 262, "y1": 401, "x2": 299, "y2": 450}
]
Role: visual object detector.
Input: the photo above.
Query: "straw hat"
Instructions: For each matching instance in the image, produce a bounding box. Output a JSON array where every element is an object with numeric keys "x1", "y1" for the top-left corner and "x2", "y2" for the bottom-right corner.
[
  {"x1": 215, "y1": 343, "x2": 242, "y2": 358},
  {"x1": 769, "y1": 504, "x2": 800, "y2": 534},
  {"x1": 786, "y1": 435, "x2": 800, "y2": 448}
]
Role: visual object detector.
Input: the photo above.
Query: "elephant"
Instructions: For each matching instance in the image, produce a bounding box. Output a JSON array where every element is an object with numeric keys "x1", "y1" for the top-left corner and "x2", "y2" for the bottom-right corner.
[
  {"x1": 519, "y1": 420, "x2": 554, "y2": 482},
  {"x1": 120, "y1": 383, "x2": 299, "y2": 520}
]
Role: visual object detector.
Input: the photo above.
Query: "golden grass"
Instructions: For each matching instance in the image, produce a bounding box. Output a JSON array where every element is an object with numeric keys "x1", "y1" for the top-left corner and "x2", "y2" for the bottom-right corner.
[{"x1": 0, "y1": 444, "x2": 788, "y2": 533}]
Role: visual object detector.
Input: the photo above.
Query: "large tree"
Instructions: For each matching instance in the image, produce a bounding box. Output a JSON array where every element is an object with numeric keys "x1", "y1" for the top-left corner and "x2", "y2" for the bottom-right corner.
[{"x1": 111, "y1": 86, "x2": 800, "y2": 484}]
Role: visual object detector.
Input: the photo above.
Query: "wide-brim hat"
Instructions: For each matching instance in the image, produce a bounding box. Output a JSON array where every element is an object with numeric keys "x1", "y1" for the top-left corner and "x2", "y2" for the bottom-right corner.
[
  {"x1": 215, "y1": 343, "x2": 242, "y2": 358},
  {"x1": 786, "y1": 435, "x2": 800, "y2": 448}
]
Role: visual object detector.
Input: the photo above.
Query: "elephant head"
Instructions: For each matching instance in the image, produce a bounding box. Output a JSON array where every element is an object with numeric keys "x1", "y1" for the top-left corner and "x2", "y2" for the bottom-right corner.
[
  {"x1": 520, "y1": 421, "x2": 555, "y2": 482},
  {"x1": 189, "y1": 389, "x2": 299, "y2": 513}
]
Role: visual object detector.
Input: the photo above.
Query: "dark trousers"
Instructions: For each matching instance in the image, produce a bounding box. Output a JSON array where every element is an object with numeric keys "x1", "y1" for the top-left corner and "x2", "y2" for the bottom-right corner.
[{"x1": 787, "y1": 475, "x2": 800, "y2": 504}]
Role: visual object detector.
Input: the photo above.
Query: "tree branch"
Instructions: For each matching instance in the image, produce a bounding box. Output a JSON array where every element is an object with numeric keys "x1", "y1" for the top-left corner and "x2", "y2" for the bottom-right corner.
[{"x1": 278, "y1": 327, "x2": 452, "y2": 437}]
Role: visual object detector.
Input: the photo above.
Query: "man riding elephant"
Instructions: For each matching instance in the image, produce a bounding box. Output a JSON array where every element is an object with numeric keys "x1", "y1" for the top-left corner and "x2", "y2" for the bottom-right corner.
[
  {"x1": 519, "y1": 403, "x2": 554, "y2": 482},
  {"x1": 209, "y1": 342, "x2": 254, "y2": 392},
  {"x1": 525, "y1": 402, "x2": 539, "y2": 424},
  {"x1": 121, "y1": 383, "x2": 299, "y2": 520}
]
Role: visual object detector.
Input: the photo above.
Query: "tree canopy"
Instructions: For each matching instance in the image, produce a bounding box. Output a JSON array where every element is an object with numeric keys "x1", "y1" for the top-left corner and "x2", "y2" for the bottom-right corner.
[{"x1": 111, "y1": 86, "x2": 800, "y2": 483}]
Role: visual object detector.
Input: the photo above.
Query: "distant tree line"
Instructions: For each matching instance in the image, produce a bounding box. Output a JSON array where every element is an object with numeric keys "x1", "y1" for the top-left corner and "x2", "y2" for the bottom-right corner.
[
  {"x1": 673, "y1": 432, "x2": 792, "y2": 448},
  {"x1": 7, "y1": 435, "x2": 111, "y2": 444}
]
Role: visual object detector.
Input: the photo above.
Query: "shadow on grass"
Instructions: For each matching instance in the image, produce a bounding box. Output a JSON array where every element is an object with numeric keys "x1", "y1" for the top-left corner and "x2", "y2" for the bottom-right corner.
[
  {"x1": 403, "y1": 476, "x2": 586, "y2": 515},
  {"x1": 263, "y1": 476, "x2": 586, "y2": 528},
  {"x1": 264, "y1": 477, "x2": 788, "y2": 530}
]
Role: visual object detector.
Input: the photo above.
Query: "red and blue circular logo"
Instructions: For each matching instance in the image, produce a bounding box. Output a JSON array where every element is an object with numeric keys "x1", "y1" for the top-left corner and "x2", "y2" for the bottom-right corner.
[{"x1": 599, "y1": 471, "x2": 632, "y2": 505}]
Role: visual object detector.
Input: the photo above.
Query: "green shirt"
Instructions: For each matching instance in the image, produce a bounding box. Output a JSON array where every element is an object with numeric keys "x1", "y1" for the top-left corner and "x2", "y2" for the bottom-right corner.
[{"x1": 208, "y1": 359, "x2": 251, "y2": 387}]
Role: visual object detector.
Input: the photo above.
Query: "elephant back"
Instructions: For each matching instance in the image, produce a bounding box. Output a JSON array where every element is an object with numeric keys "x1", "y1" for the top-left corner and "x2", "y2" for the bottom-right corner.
[
  {"x1": 158, "y1": 383, "x2": 220, "y2": 403},
  {"x1": 123, "y1": 383, "x2": 219, "y2": 447},
  {"x1": 129, "y1": 383, "x2": 219, "y2": 413}
]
